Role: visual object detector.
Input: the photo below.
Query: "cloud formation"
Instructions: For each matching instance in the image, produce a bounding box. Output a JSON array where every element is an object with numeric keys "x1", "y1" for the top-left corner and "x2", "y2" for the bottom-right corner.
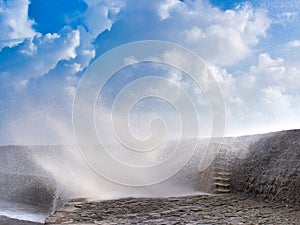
[
  {"x1": 0, "y1": 0, "x2": 300, "y2": 144},
  {"x1": 213, "y1": 53, "x2": 300, "y2": 135},
  {"x1": 287, "y1": 39, "x2": 300, "y2": 48},
  {"x1": 158, "y1": 1, "x2": 270, "y2": 66},
  {"x1": 0, "y1": 0, "x2": 36, "y2": 49},
  {"x1": 0, "y1": 29, "x2": 80, "y2": 89}
]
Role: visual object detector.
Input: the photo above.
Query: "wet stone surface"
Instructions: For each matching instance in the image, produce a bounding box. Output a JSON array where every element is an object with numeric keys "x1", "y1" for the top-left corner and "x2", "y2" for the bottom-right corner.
[{"x1": 45, "y1": 194, "x2": 300, "y2": 224}]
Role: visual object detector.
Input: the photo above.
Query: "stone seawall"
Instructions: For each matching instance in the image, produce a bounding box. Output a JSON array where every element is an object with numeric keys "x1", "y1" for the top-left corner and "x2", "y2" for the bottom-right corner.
[
  {"x1": 45, "y1": 130, "x2": 300, "y2": 224},
  {"x1": 198, "y1": 129, "x2": 300, "y2": 206},
  {"x1": 230, "y1": 130, "x2": 300, "y2": 205},
  {"x1": 0, "y1": 146, "x2": 66, "y2": 208}
]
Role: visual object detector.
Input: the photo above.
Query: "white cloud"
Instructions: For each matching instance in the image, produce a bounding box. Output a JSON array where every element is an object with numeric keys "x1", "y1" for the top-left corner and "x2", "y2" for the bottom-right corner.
[
  {"x1": 157, "y1": 0, "x2": 180, "y2": 20},
  {"x1": 0, "y1": 0, "x2": 36, "y2": 49},
  {"x1": 0, "y1": 0, "x2": 129, "y2": 145},
  {"x1": 0, "y1": 0, "x2": 126, "y2": 89},
  {"x1": 276, "y1": 11, "x2": 298, "y2": 24},
  {"x1": 287, "y1": 39, "x2": 300, "y2": 48},
  {"x1": 2, "y1": 0, "x2": 300, "y2": 144},
  {"x1": 262, "y1": 86, "x2": 292, "y2": 110},
  {"x1": 156, "y1": 0, "x2": 271, "y2": 66},
  {"x1": 83, "y1": 0, "x2": 125, "y2": 39},
  {"x1": 210, "y1": 53, "x2": 300, "y2": 135},
  {"x1": 0, "y1": 28, "x2": 80, "y2": 88},
  {"x1": 158, "y1": 51, "x2": 300, "y2": 136},
  {"x1": 181, "y1": 26, "x2": 203, "y2": 43},
  {"x1": 63, "y1": 30, "x2": 80, "y2": 59},
  {"x1": 250, "y1": 53, "x2": 286, "y2": 76}
]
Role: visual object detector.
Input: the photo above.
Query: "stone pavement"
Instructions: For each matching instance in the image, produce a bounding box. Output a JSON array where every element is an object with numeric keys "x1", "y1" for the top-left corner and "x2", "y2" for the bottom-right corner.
[{"x1": 45, "y1": 194, "x2": 300, "y2": 224}]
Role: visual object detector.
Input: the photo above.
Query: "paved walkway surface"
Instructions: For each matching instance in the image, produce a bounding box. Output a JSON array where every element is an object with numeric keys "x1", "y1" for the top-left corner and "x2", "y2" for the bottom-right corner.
[{"x1": 45, "y1": 194, "x2": 300, "y2": 224}]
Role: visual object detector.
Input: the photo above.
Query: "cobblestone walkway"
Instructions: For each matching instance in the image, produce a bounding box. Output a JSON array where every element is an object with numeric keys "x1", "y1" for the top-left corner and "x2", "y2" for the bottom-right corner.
[{"x1": 45, "y1": 194, "x2": 300, "y2": 224}]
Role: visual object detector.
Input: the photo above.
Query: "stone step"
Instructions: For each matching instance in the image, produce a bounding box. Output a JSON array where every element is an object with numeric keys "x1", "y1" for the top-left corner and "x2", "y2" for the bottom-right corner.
[
  {"x1": 214, "y1": 171, "x2": 231, "y2": 176},
  {"x1": 214, "y1": 187, "x2": 231, "y2": 194},
  {"x1": 214, "y1": 167, "x2": 231, "y2": 172},
  {"x1": 213, "y1": 168, "x2": 231, "y2": 194},
  {"x1": 213, "y1": 182, "x2": 230, "y2": 187},
  {"x1": 214, "y1": 177, "x2": 230, "y2": 181}
]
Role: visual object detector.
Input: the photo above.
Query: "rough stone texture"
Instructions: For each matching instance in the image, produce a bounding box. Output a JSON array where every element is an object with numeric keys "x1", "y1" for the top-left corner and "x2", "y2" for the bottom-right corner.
[
  {"x1": 45, "y1": 195, "x2": 300, "y2": 224},
  {"x1": 0, "y1": 173, "x2": 56, "y2": 207},
  {"x1": 0, "y1": 145, "x2": 68, "y2": 208},
  {"x1": 197, "y1": 130, "x2": 300, "y2": 206},
  {"x1": 45, "y1": 130, "x2": 300, "y2": 224},
  {"x1": 230, "y1": 130, "x2": 300, "y2": 206},
  {"x1": 198, "y1": 141, "x2": 238, "y2": 193}
]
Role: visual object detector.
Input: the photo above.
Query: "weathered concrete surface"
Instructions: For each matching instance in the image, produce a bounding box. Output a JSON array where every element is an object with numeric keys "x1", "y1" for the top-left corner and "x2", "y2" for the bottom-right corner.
[
  {"x1": 197, "y1": 134, "x2": 264, "y2": 194},
  {"x1": 0, "y1": 145, "x2": 64, "y2": 207},
  {"x1": 230, "y1": 130, "x2": 300, "y2": 206},
  {"x1": 198, "y1": 130, "x2": 300, "y2": 206},
  {"x1": 45, "y1": 195, "x2": 300, "y2": 224}
]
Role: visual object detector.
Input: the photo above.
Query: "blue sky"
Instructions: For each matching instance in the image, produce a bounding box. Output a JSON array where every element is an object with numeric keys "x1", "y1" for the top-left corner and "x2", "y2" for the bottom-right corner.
[{"x1": 1, "y1": 0, "x2": 300, "y2": 144}]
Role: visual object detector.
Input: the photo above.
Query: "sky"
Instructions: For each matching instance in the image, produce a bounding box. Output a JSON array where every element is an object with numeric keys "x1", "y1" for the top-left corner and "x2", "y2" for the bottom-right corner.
[{"x1": 0, "y1": 0, "x2": 300, "y2": 145}]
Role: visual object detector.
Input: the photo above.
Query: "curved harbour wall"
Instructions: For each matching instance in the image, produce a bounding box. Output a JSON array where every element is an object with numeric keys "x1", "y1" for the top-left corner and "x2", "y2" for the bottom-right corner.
[
  {"x1": 230, "y1": 130, "x2": 300, "y2": 205},
  {"x1": 0, "y1": 146, "x2": 66, "y2": 209},
  {"x1": 198, "y1": 129, "x2": 300, "y2": 206},
  {"x1": 1, "y1": 129, "x2": 299, "y2": 212}
]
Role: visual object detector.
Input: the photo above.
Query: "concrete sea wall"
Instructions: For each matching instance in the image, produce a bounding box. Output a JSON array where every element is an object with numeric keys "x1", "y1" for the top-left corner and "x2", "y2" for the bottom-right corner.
[
  {"x1": 230, "y1": 130, "x2": 300, "y2": 205},
  {"x1": 198, "y1": 129, "x2": 300, "y2": 206},
  {"x1": 1, "y1": 129, "x2": 299, "y2": 209},
  {"x1": 0, "y1": 146, "x2": 65, "y2": 208}
]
